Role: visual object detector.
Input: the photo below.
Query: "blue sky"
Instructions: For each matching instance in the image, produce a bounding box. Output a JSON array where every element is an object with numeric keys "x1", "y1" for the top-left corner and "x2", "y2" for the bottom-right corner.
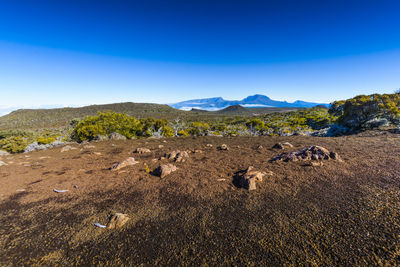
[{"x1": 1, "y1": 0, "x2": 400, "y2": 110}]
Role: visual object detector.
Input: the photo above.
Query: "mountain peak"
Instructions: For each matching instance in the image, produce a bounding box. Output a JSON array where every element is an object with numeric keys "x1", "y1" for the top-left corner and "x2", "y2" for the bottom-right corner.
[
  {"x1": 169, "y1": 94, "x2": 327, "y2": 111},
  {"x1": 241, "y1": 94, "x2": 271, "y2": 103}
]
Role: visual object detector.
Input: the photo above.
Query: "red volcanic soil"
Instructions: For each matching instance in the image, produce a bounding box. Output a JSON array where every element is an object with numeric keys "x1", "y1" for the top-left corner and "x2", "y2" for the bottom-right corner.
[{"x1": 1, "y1": 133, "x2": 400, "y2": 265}]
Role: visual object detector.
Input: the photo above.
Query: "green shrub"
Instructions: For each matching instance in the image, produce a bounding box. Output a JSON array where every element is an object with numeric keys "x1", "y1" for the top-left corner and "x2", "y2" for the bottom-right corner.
[
  {"x1": 177, "y1": 130, "x2": 189, "y2": 137},
  {"x1": 187, "y1": 122, "x2": 210, "y2": 136},
  {"x1": 161, "y1": 126, "x2": 174, "y2": 137},
  {"x1": 330, "y1": 93, "x2": 400, "y2": 129},
  {"x1": 0, "y1": 136, "x2": 30, "y2": 153},
  {"x1": 37, "y1": 136, "x2": 56, "y2": 145},
  {"x1": 71, "y1": 112, "x2": 141, "y2": 142}
]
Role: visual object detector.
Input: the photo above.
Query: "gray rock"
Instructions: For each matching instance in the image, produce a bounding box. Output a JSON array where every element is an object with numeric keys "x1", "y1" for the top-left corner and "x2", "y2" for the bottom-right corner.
[
  {"x1": 94, "y1": 135, "x2": 109, "y2": 141},
  {"x1": 0, "y1": 150, "x2": 9, "y2": 156},
  {"x1": 109, "y1": 132, "x2": 127, "y2": 140},
  {"x1": 24, "y1": 141, "x2": 66, "y2": 153}
]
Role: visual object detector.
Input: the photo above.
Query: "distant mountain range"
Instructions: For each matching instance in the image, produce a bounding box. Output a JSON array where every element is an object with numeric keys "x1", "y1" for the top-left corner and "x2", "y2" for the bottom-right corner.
[{"x1": 169, "y1": 94, "x2": 329, "y2": 111}]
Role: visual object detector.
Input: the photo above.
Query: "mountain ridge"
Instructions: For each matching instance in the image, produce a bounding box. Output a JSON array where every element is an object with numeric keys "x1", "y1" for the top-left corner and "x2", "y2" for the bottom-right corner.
[{"x1": 170, "y1": 94, "x2": 328, "y2": 111}]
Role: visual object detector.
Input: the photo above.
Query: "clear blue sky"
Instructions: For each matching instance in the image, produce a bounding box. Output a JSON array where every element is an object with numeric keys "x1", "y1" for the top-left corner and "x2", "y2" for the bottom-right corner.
[{"x1": 1, "y1": 0, "x2": 400, "y2": 109}]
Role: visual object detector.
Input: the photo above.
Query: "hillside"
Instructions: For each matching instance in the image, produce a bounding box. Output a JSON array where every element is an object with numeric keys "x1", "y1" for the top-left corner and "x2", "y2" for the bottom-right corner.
[
  {"x1": 0, "y1": 102, "x2": 304, "y2": 130},
  {"x1": 1, "y1": 133, "x2": 400, "y2": 265},
  {"x1": 0, "y1": 103, "x2": 184, "y2": 130}
]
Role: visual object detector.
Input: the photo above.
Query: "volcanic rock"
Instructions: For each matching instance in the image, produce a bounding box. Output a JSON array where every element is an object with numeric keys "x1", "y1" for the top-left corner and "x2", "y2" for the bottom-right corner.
[
  {"x1": 238, "y1": 166, "x2": 273, "y2": 191},
  {"x1": 61, "y1": 145, "x2": 77, "y2": 153},
  {"x1": 107, "y1": 213, "x2": 130, "y2": 229},
  {"x1": 270, "y1": 146, "x2": 342, "y2": 162},
  {"x1": 218, "y1": 144, "x2": 229, "y2": 151},
  {"x1": 111, "y1": 157, "x2": 138, "y2": 171},
  {"x1": 272, "y1": 142, "x2": 294, "y2": 149},
  {"x1": 154, "y1": 164, "x2": 177, "y2": 178},
  {"x1": 134, "y1": 148, "x2": 151, "y2": 154}
]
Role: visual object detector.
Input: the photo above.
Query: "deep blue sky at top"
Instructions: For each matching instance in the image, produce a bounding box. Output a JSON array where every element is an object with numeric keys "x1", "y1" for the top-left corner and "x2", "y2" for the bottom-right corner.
[{"x1": 1, "y1": 0, "x2": 400, "y2": 108}]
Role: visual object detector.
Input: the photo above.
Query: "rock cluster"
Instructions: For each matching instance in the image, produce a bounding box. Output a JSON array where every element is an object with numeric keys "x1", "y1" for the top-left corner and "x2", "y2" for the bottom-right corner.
[
  {"x1": 166, "y1": 150, "x2": 189, "y2": 162},
  {"x1": 270, "y1": 146, "x2": 342, "y2": 162},
  {"x1": 111, "y1": 157, "x2": 138, "y2": 171},
  {"x1": 154, "y1": 164, "x2": 177, "y2": 178}
]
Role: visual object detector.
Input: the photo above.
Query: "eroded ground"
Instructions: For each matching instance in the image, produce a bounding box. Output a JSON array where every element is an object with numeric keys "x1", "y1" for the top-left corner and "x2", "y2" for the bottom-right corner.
[{"x1": 1, "y1": 133, "x2": 400, "y2": 265}]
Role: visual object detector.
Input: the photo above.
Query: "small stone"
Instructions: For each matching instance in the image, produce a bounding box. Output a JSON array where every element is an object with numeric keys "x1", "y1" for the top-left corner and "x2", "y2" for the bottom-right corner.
[
  {"x1": 158, "y1": 145, "x2": 164, "y2": 149},
  {"x1": 0, "y1": 161, "x2": 7, "y2": 166},
  {"x1": 107, "y1": 213, "x2": 130, "y2": 229},
  {"x1": 134, "y1": 148, "x2": 151, "y2": 154},
  {"x1": 193, "y1": 149, "x2": 203, "y2": 153},
  {"x1": 272, "y1": 142, "x2": 293, "y2": 149},
  {"x1": 217, "y1": 144, "x2": 229, "y2": 151},
  {"x1": 111, "y1": 157, "x2": 138, "y2": 171},
  {"x1": 61, "y1": 145, "x2": 77, "y2": 153},
  {"x1": 175, "y1": 151, "x2": 189, "y2": 162},
  {"x1": 206, "y1": 144, "x2": 213, "y2": 148},
  {"x1": 154, "y1": 164, "x2": 177, "y2": 178},
  {"x1": 305, "y1": 161, "x2": 324, "y2": 167},
  {"x1": 83, "y1": 145, "x2": 96, "y2": 149},
  {"x1": 94, "y1": 135, "x2": 109, "y2": 141},
  {"x1": 0, "y1": 150, "x2": 9, "y2": 156},
  {"x1": 165, "y1": 151, "x2": 189, "y2": 162}
]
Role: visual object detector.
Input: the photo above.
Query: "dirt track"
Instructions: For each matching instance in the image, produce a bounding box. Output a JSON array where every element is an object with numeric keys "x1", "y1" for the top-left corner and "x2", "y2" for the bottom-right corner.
[{"x1": 1, "y1": 133, "x2": 400, "y2": 265}]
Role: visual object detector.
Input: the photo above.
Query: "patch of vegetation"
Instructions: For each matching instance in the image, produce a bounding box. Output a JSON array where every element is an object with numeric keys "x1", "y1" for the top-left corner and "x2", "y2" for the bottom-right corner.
[{"x1": 330, "y1": 93, "x2": 400, "y2": 130}]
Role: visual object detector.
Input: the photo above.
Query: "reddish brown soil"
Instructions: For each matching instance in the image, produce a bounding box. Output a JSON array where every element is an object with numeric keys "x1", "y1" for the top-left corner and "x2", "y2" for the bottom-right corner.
[{"x1": 1, "y1": 133, "x2": 400, "y2": 265}]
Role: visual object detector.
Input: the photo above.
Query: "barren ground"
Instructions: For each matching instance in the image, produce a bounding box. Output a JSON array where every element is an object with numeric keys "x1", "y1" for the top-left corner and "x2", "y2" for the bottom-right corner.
[{"x1": 1, "y1": 132, "x2": 400, "y2": 265}]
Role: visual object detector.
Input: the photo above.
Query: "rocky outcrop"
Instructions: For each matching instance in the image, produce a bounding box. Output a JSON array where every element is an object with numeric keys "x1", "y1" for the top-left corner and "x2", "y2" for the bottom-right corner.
[
  {"x1": 270, "y1": 146, "x2": 342, "y2": 162},
  {"x1": 111, "y1": 157, "x2": 138, "y2": 171},
  {"x1": 154, "y1": 164, "x2": 177, "y2": 178}
]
